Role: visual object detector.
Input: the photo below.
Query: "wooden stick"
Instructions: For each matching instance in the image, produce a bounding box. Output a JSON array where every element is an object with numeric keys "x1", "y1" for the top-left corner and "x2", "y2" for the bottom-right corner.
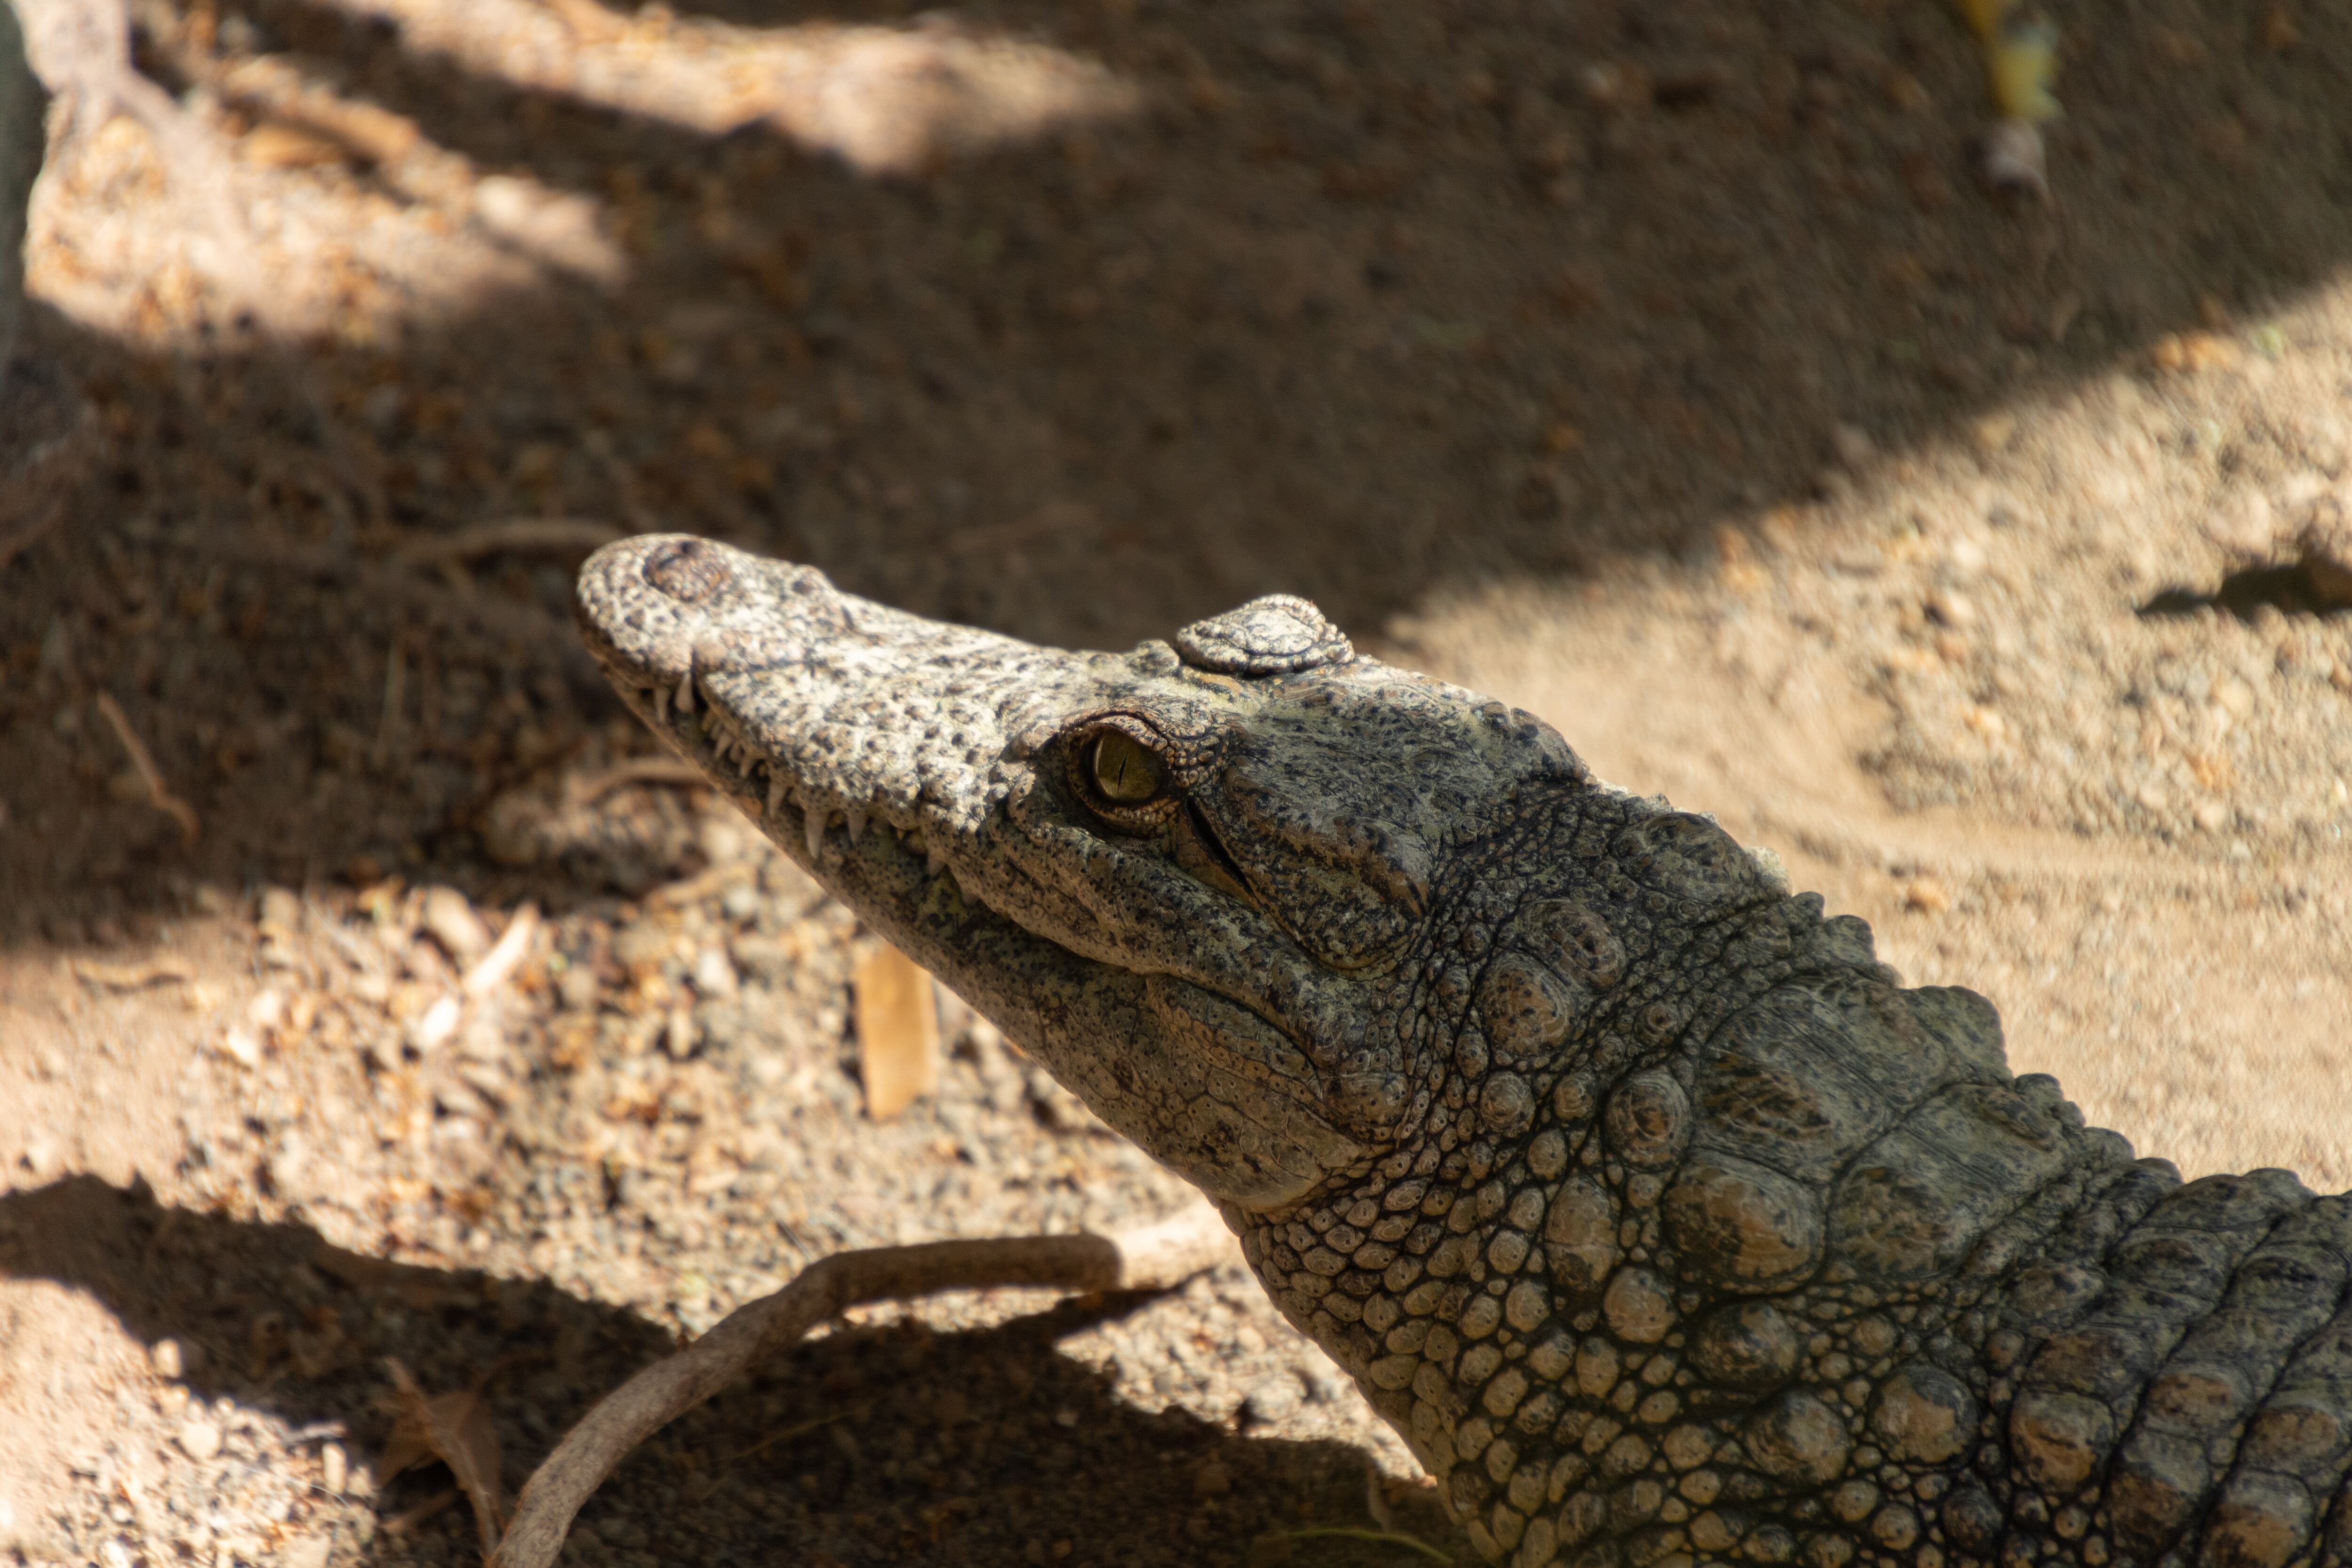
[
  {"x1": 490, "y1": 1203, "x2": 1236, "y2": 1568},
  {"x1": 392, "y1": 517, "x2": 621, "y2": 568},
  {"x1": 95, "y1": 692, "x2": 199, "y2": 844}
]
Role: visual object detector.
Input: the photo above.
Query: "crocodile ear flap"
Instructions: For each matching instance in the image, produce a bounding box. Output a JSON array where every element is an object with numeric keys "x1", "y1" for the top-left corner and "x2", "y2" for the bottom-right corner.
[{"x1": 1173, "y1": 595, "x2": 1354, "y2": 676}]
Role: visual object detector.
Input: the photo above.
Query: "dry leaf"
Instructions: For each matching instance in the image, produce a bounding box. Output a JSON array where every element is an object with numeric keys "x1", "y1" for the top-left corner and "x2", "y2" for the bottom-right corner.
[
  {"x1": 382, "y1": 1360, "x2": 506, "y2": 1557},
  {"x1": 1987, "y1": 22, "x2": 2061, "y2": 123},
  {"x1": 854, "y1": 944, "x2": 939, "y2": 1121}
]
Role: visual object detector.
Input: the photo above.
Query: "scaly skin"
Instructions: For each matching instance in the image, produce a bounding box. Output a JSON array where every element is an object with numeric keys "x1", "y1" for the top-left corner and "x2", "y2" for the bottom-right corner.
[{"x1": 575, "y1": 535, "x2": 2352, "y2": 1568}]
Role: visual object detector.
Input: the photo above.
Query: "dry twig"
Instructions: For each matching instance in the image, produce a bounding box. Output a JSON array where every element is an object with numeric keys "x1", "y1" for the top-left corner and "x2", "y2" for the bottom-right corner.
[
  {"x1": 565, "y1": 756, "x2": 709, "y2": 802},
  {"x1": 461, "y1": 904, "x2": 541, "y2": 999},
  {"x1": 95, "y1": 692, "x2": 200, "y2": 844},
  {"x1": 642, "y1": 859, "x2": 755, "y2": 909},
  {"x1": 392, "y1": 517, "x2": 623, "y2": 568},
  {"x1": 491, "y1": 1202, "x2": 1238, "y2": 1568},
  {"x1": 71, "y1": 955, "x2": 195, "y2": 989}
]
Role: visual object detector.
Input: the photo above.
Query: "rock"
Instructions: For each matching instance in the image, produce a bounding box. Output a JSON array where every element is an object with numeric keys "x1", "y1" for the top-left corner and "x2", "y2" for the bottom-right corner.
[
  {"x1": 176, "y1": 1415, "x2": 224, "y2": 1461},
  {"x1": 1242, "y1": 1375, "x2": 1303, "y2": 1424},
  {"x1": 1981, "y1": 119, "x2": 2046, "y2": 199},
  {"x1": 613, "y1": 920, "x2": 675, "y2": 977},
  {"x1": 1903, "y1": 876, "x2": 1952, "y2": 913},
  {"x1": 280, "y1": 1536, "x2": 332, "y2": 1568},
  {"x1": 257, "y1": 886, "x2": 302, "y2": 934},
  {"x1": 2303, "y1": 511, "x2": 2352, "y2": 610},
  {"x1": 692, "y1": 945, "x2": 739, "y2": 997},
  {"x1": 1927, "y1": 590, "x2": 1976, "y2": 628},
  {"x1": 2208, "y1": 493, "x2": 2279, "y2": 558}
]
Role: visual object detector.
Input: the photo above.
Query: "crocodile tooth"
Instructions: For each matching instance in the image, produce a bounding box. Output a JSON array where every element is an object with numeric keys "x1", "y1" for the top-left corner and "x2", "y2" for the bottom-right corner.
[
  {"x1": 652, "y1": 683, "x2": 670, "y2": 725},
  {"x1": 803, "y1": 807, "x2": 827, "y2": 864},
  {"x1": 675, "y1": 669, "x2": 695, "y2": 714},
  {"x1": 767, "y1": 769, "x2": 787, "y2": 815},
  {"x1": 926, "y1": 843, "x2": 949, "y2": 877},
  {"x1": 843, "y1": 806, "x2": 867, "y2": 843},
  {"x1": 737, "y1": 749, "x2": 755, "y2": 778}
]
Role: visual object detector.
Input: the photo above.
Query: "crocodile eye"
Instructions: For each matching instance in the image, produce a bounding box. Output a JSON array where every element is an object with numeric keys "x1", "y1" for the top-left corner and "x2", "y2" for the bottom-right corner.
[{"x1": 1090, "y1": 731, "x2": 1164, "y2": 804}]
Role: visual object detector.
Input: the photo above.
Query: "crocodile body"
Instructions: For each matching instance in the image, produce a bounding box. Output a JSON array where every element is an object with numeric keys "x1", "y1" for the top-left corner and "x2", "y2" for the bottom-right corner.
[{"x1": 576, "y1": 535, "x2": 2352, "y2": 1568}]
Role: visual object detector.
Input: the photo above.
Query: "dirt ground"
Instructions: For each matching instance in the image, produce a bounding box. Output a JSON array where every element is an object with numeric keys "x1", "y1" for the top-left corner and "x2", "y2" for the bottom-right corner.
[{"x1": 1, "y1": 0, "x2": 2349, "y2": 1564}]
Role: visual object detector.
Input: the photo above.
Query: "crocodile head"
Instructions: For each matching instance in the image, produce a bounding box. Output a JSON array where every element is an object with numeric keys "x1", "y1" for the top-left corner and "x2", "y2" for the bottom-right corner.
[
  {"x1": 576, "y1": 533, "x2": 1610, "y2": 1209},
  {"x1": 578, "y1": 536, "x2": 2352, "y2": 1568}
]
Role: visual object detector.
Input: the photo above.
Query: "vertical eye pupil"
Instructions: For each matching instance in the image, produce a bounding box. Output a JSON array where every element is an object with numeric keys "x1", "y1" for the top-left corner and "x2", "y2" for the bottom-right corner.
[{"x1": 1091, "y1": 732, "x2": 1162, "y2": 804}]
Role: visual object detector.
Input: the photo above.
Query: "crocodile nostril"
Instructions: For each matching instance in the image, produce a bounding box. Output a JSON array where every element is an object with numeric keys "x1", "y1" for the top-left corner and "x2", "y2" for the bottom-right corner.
[{"x1": 643, "y1": 539, "x2": 731, "y2": 603}]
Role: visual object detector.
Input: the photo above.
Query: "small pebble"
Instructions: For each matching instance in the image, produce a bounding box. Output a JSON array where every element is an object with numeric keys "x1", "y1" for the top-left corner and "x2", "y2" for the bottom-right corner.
[
  {"x1": 149, "y1": 1338, "x2": 183, "y2": 1379},
  {"x1": 321, "y1": 1441, "x2": 348, "y2": 1496},
  {"x1": 1928, "y1": 591, "x2": 1976, "y2": 628},
  {"x1": 1981, "y1": 119, "x2": 2046, "y2": 199},
  {"x1": 176, "y1": 1416, "x2": 223, "y2": 1462},
  {"x1": 1903, "y1": 878, "x2": 1952, "y2": 913},
  {"x1": 1241, "y1": 1376, "x2": 1302, "y2": 1425},
  {"x1": 692, "y1": 946, "x2": 739, "y2": 997},
  {"x1": 217, "y1": 1027, "x2": 262, "y2": 1069},
  {"x1": 280, "y1": 1534, "x2": 333, "y2": 1568}
]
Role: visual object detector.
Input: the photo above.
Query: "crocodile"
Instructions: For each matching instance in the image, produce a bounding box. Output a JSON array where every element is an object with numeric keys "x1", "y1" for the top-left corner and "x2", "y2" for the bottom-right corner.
[{"x1": 575, "y1": 533, "x2": 2352, "y2": 1568}]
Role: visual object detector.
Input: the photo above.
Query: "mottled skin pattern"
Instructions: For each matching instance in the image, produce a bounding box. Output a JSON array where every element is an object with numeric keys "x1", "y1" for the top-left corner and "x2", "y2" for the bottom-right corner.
[{"x1": 576, "y1": 535, "x2": 2352, "y2": 1568}]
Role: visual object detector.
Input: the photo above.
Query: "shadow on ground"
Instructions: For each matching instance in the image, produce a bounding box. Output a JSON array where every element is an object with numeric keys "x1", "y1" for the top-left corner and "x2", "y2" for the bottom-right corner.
[
  {"x1": 2140, "y1": 561, "x2": 2352, "y2": 621},
  {"x1": 0, "y1": 1177, "x2": 1455, "y2": 1566},
  {"x1": 3, "y1": 0, "x2": 2349, "y2": 935}
]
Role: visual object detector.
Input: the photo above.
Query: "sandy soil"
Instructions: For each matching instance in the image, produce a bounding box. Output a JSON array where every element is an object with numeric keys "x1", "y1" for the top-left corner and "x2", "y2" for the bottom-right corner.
[{"x1": 0, "y1": 0, "x2": 2348, "y2": 1564}]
